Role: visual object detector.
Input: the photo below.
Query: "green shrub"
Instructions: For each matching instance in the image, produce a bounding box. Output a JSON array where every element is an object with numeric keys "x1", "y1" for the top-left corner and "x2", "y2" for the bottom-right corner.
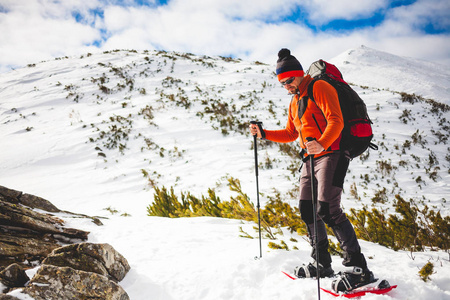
[
  {"x1": 147, "y1": 177, "x2": 304, "y2": 240},
  {"x1": 261, "y1": 192, "x2": 306, "y2": 236},
  {"x1": 419, "y1": 262, "x2": 434, "y2": 282},
  {"x1": 268, "y1": 240, "x2": 289, "y2": 250},
  {"x1": 348, "y1": 195, "x2": 449, "y2": 251},
  {"x1": 328, "y1": 239, "x2": 344, "y2": 257},
  {"x1": 147, "y1": 178, "x2": 449, "y2": 253}
]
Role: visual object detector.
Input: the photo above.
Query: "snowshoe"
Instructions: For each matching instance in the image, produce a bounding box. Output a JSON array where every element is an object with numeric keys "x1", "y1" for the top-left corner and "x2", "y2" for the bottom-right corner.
[
  {"x1": 331, "y1": 267, "x2": 376, "y2": 292},
  {"x1": 322, "y1": 279, "x2": 397, "y2": 298},
  {"x1": 294, "y1": 262, "x2": 334, "y2": 278}
]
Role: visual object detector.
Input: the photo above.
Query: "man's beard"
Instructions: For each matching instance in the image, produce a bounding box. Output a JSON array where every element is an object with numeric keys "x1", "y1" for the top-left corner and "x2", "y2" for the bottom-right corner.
[{"x1": 287, "y1": 86, "x2": 299, "y2": 95}]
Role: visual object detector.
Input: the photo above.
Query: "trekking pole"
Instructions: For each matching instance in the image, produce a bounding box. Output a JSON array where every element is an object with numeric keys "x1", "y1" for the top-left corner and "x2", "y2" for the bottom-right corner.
[
  {"x1": 250, "y1": 120, "x2": 262, "y2": 259},
  {"x1": 306, "y1": 137, "x2": 321, "y2": 300}
]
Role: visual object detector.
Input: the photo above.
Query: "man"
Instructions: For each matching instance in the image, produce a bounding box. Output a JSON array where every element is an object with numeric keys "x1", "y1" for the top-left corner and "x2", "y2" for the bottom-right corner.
[{"x1": 249, "y1": 48, "x2": 374, "y2": 292}]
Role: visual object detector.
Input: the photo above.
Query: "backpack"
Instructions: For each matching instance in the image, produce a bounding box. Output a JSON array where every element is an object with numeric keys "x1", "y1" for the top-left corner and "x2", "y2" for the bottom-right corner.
[{"x1": 304, "y1": 59, "x2": 378, "y2": 159}]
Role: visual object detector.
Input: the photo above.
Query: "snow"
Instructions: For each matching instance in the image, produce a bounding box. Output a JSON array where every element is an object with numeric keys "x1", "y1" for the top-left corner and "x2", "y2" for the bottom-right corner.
[
  {"x1": 0, "y1": 47, "x2": 449, "y2": 299},
  {"x1": 330, "y1": 45, "x2": 450, "y2": 104}
]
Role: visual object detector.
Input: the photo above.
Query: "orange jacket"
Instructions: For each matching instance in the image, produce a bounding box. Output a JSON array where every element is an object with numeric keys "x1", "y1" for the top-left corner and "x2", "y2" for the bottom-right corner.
[{"x1": 264, "y1": 75, "x2": 344, "y2": 158}]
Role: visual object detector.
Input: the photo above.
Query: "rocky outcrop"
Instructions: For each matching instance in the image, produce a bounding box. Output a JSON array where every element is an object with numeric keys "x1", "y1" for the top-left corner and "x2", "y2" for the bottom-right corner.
[
  {"x1": 0, "y1": 186, "x2": 130, "y2": 299},
  {"x1": 25, "y1": 264, "x2": 129, "y2": 300},
  {"x1": 22, "y1": 242, "x2": 130, "y2": 300},
  {"x1": 42, "y1": 243, "x2": 130, "y2": 282},
  {"x1": 0, "y1": 185, "x2": 60, "y2": 213},
  {"x1": 0, "y1": 185, "x2": 104, "y2": 268},
  {"x1": 1, "y1": 243, "x2": 130, "y2": 300}
]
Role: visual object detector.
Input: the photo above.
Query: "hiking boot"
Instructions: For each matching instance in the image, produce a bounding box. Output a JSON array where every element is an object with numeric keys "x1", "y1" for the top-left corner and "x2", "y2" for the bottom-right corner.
[
  {"x1": 294, "y1": 262, "x2": 334, "y2": 278},
  {"x1": 331, "y1": 267, "x2": 376, "y2": 292}
]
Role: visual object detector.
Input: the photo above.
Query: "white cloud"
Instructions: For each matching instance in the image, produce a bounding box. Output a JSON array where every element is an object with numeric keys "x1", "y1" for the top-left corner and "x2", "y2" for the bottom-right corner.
[
  {"x1": 0, "y1": 0, "x2": 101, "y2": 70},
  {"x1": 0, "y1": 0, "x2": 101, "y2": 19},
  {"x1": 386, "y1": 0, "x2": 450, "y2": 32},
  {"x1": 102, "y1": 5, "x2": 136, "y2": 33},
  {"x1": 299, "y1": 0, "x2": 389, "y2": 24},
  {"x1": 354, "y1": 0, "x2": 450, "y2": 63},
  {"x1": 98, "y1": 2, "x2": 317, "y2": 63},
  {"x1": 166, "y1": 0, "x2": 298, "y2": 21},
  {"x1": 0, "y1": 0, "x2": 449, "y2": 73}
]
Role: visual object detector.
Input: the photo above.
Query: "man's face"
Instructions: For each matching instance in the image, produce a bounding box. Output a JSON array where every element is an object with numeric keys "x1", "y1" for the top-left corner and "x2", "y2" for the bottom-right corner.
[{"x1": 280, "y1": 76, "x2": 302, "y2": 94}]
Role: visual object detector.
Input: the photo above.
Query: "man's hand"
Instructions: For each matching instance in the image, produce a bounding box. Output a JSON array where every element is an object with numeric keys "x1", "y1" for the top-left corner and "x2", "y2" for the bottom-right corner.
[
  {"x1": 305, "y1": 139, "x2": 324, "y2": 154},
  {"x1": 249, "y1": 123, "x2": 262, "y2": 139}
]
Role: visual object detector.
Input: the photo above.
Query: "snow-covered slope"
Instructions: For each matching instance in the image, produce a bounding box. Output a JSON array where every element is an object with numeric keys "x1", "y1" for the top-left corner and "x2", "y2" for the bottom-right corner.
[
  {"x1": 330, "y1": 45, "x2": 450, "y2": 104},
  {"x1": 0, "y1": 47, "x2": 449, "y2": 300}
]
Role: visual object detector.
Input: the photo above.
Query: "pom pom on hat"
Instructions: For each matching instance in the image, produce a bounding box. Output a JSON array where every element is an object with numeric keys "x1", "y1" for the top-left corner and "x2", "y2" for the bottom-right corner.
[
  {"x1": 276, "y1": 48, "x2": 304, "y2": 81},
  {"x1": 278, "y1": 48, "x2": 292, "y2": 59}
]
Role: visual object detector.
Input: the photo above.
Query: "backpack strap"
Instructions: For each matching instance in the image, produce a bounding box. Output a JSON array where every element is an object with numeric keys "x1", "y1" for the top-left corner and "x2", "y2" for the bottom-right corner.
[
  {"x1": 369, "y1": 142, "x2": 378, "y2": 151},
  {"x1": 297, "y1": 95, "x2": 309, "y2": 120},
  {"x1": 307, "y1": 77, "x2": 333, "y2": 103},
  {"x1": 306, "y1": 78, "x2": 328, "y2": 132},
  {"x1": 297, "y1": 78, "x2": 320, "y2": 117},
  {"x1": 307, "y1": 78, "x2": 318, "y2": 103}
]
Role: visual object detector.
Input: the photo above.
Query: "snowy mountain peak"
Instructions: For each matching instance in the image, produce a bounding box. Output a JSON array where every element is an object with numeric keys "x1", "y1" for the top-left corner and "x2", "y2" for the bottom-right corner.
[{"x1": 330, "y1": 45, "x2": 450, "y2": 103}]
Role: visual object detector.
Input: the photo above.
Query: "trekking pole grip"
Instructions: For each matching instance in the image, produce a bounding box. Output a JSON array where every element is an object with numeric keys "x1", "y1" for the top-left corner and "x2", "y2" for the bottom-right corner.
[
  {"x1": 306, "y1": 137, "x2": 316, "y2": 157},
  {"x1": 250, "y1": 121, "x2": 265, "y2": 139},
  {"x1": 250, "y1": 121, "x2": 260, "y2": 176}
]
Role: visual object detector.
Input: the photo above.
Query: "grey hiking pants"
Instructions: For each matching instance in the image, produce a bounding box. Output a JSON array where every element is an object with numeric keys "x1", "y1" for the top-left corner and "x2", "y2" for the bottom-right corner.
[{"x1": 299, "y1": 152, "x2": 367, "y2": 269}]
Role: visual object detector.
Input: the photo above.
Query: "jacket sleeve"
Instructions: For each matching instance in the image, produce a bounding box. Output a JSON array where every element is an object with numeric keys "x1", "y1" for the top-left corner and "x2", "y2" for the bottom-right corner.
[{"x1": 312, "y1": 80, "x2": 344, "y2": 150}]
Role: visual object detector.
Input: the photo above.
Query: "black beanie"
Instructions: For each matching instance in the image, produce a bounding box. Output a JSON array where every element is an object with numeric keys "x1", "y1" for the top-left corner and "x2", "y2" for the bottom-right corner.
[{"x1": 276, "y1": 48, "x2": 304, "y2": 80}]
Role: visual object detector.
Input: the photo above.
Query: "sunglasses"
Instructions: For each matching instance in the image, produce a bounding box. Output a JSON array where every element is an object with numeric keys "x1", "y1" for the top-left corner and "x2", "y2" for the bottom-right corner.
[{"x1": 280, "y1": 77, "x2": 295, "y2": 86}]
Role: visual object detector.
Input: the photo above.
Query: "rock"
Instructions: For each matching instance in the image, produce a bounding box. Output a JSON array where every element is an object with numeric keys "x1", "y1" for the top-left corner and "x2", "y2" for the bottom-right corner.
[
  {"x1": 0, "y1": 200, "x2": 88, "y2": 239},
  {"x1": 0, "y1": 185, "x2": 60, "y2": 212},
  {"x1": 19, "y1": 193, "x2": 60, "y2": 213},
  {"x1": 0, "y1": 185, "x2": 130, "y2": 300},
  {"x1": 0, "y1": 186, "x2": 21, "y2": 204},
  {"x1": 0, "y1": 295, "x2": 21, "y2": 300},
  {"x1": 0, "y1": 200, "x2": 89, "y2": 268},
  {"x1": 23, "y1": 265, "x2": 129, "y2": 300},
  {"x1": 0, "y1": 264, "x2": 29, "y2": 288},
  {"x1": 20, "y1": 243, "x2": 131, "y2": 299},
  {"x1": 0, "y1": 184, "x2": 104, "y2": 226},
  {"x1": 0, "y1": 185, "x2": 96, "y2": 268},
  {"x1": 43, "y1": 243, "x2": 130, "y2": 282},
  {"x1": 0, "y1": 231, "x2": 59, "y2": 261}
]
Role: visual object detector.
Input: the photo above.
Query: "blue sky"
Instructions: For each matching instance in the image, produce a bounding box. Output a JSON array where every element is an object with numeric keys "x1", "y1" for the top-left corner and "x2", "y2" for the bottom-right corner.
[{"x1": 0, "y1": 0, "x2": 449, "y2": 72}]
